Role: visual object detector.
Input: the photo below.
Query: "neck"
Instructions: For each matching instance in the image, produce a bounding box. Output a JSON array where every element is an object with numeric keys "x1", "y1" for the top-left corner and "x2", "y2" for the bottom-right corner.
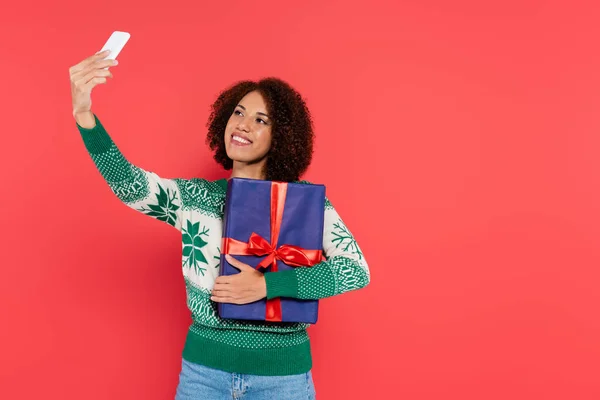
[{"x1": 229, "y1": 160, "x2": 267, "y2": 180}]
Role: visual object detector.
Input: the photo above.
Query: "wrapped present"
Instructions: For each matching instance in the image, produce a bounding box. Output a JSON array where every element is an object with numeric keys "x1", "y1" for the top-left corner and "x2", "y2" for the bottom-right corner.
[{"x1": 217, "y1": 178, "x2": 325, "y2": 324}]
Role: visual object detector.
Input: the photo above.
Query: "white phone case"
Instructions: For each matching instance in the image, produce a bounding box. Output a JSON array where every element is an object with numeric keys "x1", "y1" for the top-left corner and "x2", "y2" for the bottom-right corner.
[{"x1": 99, "y1": 31, "x2": 130, "y2": 60}]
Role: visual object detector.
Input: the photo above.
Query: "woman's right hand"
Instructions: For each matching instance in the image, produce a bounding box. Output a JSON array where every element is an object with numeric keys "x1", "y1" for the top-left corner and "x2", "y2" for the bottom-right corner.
[{"x1": 69, "y1": 50, "x2": 118, "y2": 118}]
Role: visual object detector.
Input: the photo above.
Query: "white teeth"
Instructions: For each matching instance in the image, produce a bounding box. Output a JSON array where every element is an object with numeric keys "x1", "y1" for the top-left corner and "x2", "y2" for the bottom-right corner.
[{"x1": 232, "y1": 135, "x2": 251, "y2": 144}]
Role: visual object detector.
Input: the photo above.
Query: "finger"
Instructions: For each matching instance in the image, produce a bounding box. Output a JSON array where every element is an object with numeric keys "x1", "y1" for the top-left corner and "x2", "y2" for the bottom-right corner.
[
  {"x1": 215, "y1": 275, "x2": 233, "y2": 284},
  {"x1": 72, "y1": 67, "x2": 112, "y2": 88},
  {"x1": 71, "y1": 59, "x2": 116, "y2": 82},
  {"x1": 83, "y1": 68, "x2": 113, "y2": 84},
  {"x1": 211, "y1": 289, "x2": 231, "y2": 297},
  {"x1": 212, "y1": 283, "x2": 232, "y2": 291},
  {"x1": 82, "y1": 77, "x2": 108, "y2": 91},
  {"x1": 76, "y1": 72, "x2": 112, "y2": 89},
  {"x1": 70, "y1": 50, "x2": 111, "y2": 74},
  {"x1": 210, "y1": 295, "x2": 235, "y2": 303},
  {"x1": 225, "y1": 254, "x2": 254, "y2": 271},
  {"x1": 71, "y1": 58, "x2": 117, "y2": 80},
  {"x1": 93, "y1": 58, "x2": 119, "y2": 69},
  {"x1": 85, "y1": 50, "x2": 115, "y2": 67}
]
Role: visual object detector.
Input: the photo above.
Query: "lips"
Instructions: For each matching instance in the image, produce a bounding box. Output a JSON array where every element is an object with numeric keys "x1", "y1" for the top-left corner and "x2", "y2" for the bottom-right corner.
[{"x1": 231, "y1": 132, "x2": 252, "y2": 146}]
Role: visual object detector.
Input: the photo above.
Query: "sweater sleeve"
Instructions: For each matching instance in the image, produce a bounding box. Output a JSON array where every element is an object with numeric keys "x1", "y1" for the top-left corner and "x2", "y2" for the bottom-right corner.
[
  {"x1": 263, "y1": 199, "x2": 370, "y2": 300},
  {"x1": 76, "y1": 113, "x2": 185, "y2": 231}
]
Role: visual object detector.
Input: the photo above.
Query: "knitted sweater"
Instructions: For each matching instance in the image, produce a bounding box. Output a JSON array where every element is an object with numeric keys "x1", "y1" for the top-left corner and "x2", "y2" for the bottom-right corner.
[{"x1": 76, "y1": 114, "x2": 371, "y2": 376}]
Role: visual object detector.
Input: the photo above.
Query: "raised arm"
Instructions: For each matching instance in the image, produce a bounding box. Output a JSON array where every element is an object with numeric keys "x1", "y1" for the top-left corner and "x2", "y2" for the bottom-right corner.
[
  {"x1": 70, "y1": 50, "x2": 184, "y2": 231},
  {"x1": 75, "y1": 114, "x2": 185, "y2": 230}
]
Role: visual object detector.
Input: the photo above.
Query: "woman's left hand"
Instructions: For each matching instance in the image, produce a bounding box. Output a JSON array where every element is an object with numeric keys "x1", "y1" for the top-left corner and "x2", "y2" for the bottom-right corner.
[{"x1": 211, "y1": 254, "x2": 267, "y2": 304}]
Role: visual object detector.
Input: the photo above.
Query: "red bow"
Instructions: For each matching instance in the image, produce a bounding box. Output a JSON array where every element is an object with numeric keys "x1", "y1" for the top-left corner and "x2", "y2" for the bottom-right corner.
[{"x1": 222, "y1": 181, "x2": 322, "y2": 322}]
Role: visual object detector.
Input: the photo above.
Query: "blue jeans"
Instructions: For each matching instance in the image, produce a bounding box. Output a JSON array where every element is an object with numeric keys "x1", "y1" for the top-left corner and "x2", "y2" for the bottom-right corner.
[{"x1": 175, "y1": 358, "x2": 316, "y2": 400}]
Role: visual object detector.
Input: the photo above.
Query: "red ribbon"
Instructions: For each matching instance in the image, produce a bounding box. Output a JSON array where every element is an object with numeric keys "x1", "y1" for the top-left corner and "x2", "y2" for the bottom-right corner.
[{"x1": 222, "y1": 181, "x2": 322, "y2": 322}]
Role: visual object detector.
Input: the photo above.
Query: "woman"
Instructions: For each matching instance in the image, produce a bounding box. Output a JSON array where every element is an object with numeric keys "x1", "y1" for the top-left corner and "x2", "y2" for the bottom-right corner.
[{"x1": 69, "y1": 49, "x2": 371, "y2": 399}]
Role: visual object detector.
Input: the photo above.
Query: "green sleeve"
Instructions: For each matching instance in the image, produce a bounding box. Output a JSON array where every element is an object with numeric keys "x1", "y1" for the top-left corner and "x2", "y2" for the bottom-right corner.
[
  {"x1": 77, "y1": 114, "x2": 185, "y2": 230},
  {"x1": 264, "y1": 201, "x2": 370, "y2": 300}
]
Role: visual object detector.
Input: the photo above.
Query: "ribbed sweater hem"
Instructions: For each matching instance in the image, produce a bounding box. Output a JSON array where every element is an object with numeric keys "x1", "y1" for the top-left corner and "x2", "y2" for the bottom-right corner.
[{"x1": 181, "y1": 326, "x2": 313, "y2": 376}]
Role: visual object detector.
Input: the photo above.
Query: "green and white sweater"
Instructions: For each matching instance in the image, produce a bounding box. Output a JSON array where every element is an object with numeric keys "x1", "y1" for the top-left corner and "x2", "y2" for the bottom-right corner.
[{"x1": 76, "y1": 114, "x2": 370, "y2": 376}]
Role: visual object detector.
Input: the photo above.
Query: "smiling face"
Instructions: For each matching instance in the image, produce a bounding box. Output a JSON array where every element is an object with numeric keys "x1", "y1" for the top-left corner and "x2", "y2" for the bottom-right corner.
[{"x1": 224, "y1": 90, "x2": 273, "y2": 166}]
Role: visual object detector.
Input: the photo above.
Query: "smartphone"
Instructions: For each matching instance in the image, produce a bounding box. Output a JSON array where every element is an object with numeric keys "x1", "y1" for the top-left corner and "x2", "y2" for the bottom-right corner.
[{"x1": 99, "y1": 31, "x2": 131, "y2": 60}]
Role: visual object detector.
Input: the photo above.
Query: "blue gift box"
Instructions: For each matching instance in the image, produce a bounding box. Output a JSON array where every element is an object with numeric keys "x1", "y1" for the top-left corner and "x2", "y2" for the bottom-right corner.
[{"x1": 217, "y1": 178, "x2": 325, "y2": 324}]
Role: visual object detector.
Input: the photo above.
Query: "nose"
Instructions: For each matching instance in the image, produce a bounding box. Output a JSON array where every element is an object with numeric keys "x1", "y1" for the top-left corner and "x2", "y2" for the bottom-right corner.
[{"x1": 236, "y1": 116, "x2": 251, "y2": 132}]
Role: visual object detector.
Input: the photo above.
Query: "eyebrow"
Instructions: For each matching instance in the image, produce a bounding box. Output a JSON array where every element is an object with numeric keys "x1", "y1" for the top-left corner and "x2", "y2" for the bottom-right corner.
[{"x1": 237, "y1": 104, "x2": 270, "y2": 119}]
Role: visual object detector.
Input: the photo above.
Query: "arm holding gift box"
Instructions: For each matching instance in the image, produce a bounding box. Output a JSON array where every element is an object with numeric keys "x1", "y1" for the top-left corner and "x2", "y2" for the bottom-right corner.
[
  {"x1": 263, "y1": 201, "x2": 370, "y2": 300},
  {"x1": 75, "y1": 113, "x2": 185, "y2": 231}
]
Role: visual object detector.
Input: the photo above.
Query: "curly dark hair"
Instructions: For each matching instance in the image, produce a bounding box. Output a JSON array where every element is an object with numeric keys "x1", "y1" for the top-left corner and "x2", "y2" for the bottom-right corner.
[{"x1": 205, "y1": 77, "x2": 314, "y2": 182}]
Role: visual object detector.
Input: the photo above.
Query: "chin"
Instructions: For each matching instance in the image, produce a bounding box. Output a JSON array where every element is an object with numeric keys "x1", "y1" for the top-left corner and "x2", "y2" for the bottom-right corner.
[
  {"x1": 228, "y1": 151, "x2": 267, "y2": 165},
  {"x1": 226, "y1": 152, "x2": 253, "y2": 164},
  {"x1": 227, "y1": 147, "x2": 261, "y2": 162}
]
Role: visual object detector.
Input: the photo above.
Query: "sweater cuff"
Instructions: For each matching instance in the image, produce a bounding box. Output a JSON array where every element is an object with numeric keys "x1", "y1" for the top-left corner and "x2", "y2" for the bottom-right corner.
[
  {"x1": 264, "y1": 269, "x2": 299, "y2": 299},
  {"x1": 76, "y1": 114, "x2": 114, "y2": 154}
]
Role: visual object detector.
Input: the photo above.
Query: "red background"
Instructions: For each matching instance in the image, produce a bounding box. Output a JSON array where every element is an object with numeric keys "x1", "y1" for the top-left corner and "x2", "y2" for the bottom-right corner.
[{"x1": 1, "y1": 1, "x2": 600, "y2": 399}]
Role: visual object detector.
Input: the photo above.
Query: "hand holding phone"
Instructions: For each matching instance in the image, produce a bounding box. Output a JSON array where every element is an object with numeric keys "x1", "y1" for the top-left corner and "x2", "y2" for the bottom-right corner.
[{"x1": 69, "y1": 31, "x2": 130, "y2": 121}]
